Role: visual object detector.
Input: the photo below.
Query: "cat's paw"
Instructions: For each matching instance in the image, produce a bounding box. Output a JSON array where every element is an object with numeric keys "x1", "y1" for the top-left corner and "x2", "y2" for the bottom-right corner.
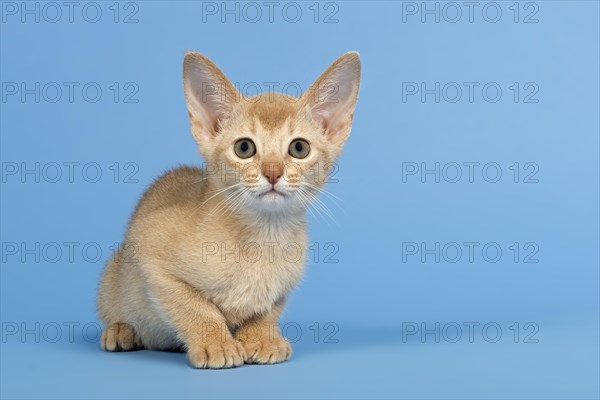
[
  {"x1": 101, "y1": 322, "x2": 143, "y2": 351},
  {"x1": 187, "y1": 337, "x2": 246, "y2": 369},
  {"x1": 240, "y1": 335, "x2": 292, "y2": 365}
]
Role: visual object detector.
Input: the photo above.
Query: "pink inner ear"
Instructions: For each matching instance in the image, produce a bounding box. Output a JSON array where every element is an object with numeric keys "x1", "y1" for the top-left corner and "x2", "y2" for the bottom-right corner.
[
  {"x1": 302, "y1": 53, "x2": 360, "y2": 142},
  {"x1": 189, "y1": 108, "x2": 219, "y2": 139},
  {"x1": 314, "y1": 110, "x2": 330, "y2": 131},
  {"x1": 313, "y1": 101, "x2": 347, "y2": 137},
  {"x1": 311, "y1": 80, "x2": 356, "y2": 135},
  {"x1": 325, "y1": 118, "x2": 351, "y2": 143}
]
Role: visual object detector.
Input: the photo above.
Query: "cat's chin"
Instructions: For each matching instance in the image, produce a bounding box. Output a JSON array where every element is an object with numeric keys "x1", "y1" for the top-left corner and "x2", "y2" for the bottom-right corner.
[{"x1": 246, "y1": 189, "x2": 304, "y2": 215}]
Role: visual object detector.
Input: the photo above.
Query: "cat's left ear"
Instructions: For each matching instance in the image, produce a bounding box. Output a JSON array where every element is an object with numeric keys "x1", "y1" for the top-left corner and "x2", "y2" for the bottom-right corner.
[{"x1": 302, "y1": 52, "x2": 361, "y2": 144}]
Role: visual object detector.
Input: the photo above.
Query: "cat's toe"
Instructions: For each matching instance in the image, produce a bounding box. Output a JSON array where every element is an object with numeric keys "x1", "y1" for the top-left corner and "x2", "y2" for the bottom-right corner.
[
  {"x1": 243, "y1": 336, "x2": 291, "y2": 365},
  {"x1": 101, "y1": 322, "x2": 142, "y2": 352},
  {"x1": 188, "y1": 338, "x2": 245, "y2": 369}
]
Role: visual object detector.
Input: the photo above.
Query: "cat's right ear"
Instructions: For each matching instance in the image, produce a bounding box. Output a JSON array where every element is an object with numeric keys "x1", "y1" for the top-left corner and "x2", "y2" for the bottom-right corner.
[{"x1": 183, "y1": 52, "x2": 239, "y2": 143}]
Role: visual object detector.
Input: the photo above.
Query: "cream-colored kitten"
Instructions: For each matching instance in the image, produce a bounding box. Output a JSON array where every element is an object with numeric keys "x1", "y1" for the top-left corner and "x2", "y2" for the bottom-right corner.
[{"x1": 97, "y1": 51, "x2": 361, "y2": 368}]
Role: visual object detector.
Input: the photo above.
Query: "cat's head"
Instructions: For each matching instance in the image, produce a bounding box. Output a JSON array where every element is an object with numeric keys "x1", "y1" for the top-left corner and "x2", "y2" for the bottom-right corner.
[{"x1": 182, "y1": 51, "x2": 361, "y2": 215}]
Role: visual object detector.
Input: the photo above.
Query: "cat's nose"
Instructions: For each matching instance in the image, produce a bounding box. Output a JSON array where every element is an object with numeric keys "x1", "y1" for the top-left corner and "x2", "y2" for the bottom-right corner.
[{"x1": 262, "y1": 161, "x2": 283, "y2": 185}]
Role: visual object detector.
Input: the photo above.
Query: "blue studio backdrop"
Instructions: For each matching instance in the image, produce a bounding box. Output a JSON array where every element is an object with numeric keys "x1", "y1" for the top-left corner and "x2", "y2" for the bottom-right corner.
[{"x1": 1, "y1": 1, "x2": 599, "y2": 399}]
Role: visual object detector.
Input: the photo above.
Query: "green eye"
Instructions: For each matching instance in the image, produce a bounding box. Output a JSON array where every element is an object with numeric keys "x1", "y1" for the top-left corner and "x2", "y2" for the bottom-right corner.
[
  {"x1": 289, "y1": 139, "x2": 310, "y2": 159},
  {"x1": 234, "y1": 138, "x2": 256, "y2": 159}
]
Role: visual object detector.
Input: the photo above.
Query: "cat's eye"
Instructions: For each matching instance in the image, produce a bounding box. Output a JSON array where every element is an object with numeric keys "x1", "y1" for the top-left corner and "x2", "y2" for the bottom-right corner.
[
  {"x1": 288, "y1": 139, "x2": 310, "y2": 159},
  {"x1": 234, "y1": 138, "x2": 256, "y2": 159}
]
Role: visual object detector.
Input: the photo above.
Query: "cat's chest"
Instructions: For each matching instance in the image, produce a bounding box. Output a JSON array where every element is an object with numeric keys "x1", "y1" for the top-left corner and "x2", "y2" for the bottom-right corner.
[{"x1": 194, "y1": 232, "x2": 307, "y2": 321}]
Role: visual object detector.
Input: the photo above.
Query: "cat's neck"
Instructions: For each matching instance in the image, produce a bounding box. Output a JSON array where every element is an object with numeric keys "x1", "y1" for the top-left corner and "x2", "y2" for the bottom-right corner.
[
  {"x1": 248, "y1": 209, "x2": 305, "y2": 228},
  {"x1": 234, "y1": 207, "x2": 307, "y2": 241}
]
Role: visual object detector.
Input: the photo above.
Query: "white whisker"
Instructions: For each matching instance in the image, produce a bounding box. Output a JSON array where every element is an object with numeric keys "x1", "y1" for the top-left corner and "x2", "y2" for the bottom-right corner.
[{"x1": 189, "y1": 182, "x2": 244, "y2": 218}]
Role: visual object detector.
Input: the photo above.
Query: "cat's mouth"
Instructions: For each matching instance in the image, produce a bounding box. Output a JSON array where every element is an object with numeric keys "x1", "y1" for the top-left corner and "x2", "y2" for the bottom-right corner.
[{"x1": 258, "y1": 188, "x2": 287, "y2": 199}]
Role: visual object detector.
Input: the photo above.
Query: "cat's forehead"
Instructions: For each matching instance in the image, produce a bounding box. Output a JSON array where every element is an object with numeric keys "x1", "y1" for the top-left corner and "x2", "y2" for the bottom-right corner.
[{"x1": 245, "y1": 93, "x2": 300, "y2": 131}]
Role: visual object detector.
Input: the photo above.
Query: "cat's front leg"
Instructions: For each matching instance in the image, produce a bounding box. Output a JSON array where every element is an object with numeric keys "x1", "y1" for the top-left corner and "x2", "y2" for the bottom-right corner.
[
  {"x1": 235, "y1": 301, "x2": 291, "y2": 364},
  {"x1": 148, "y1": 274, "x2": 245, "y2": 369}
]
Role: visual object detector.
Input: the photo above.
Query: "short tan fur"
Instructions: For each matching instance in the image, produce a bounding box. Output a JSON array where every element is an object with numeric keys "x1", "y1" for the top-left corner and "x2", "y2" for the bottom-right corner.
[{"x1": 97, "y1": 51, "x2": 361, "y2": 368}]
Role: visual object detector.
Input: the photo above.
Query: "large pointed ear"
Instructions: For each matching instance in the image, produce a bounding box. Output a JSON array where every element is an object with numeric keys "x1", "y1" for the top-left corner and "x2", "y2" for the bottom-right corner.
[
  {"x1": 302, "y1": 52, "x2": 361, "y2": 144},
  {"x1": 183, "y1": 52, "x2": 240, "y2": 143}
]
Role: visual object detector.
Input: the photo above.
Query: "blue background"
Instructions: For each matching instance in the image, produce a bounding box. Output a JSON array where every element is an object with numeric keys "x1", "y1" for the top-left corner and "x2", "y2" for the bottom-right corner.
[{"x1": 1, "y1": 1, "x2": 599, "y2": 398}]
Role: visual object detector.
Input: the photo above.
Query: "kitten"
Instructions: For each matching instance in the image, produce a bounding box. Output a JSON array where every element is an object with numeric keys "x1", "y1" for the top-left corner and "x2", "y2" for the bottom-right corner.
[{"x1": 97, "y1": 51, "x2": 361, "y2": 368}]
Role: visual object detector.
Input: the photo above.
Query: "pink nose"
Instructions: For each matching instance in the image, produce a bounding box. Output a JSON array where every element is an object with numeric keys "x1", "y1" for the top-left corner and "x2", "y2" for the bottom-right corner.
[
  {"x1": 265, "y1": 172, "x2": 281, "y2": 185},
  {"x1": 262, "y1": 161, "x2": 283, "y2": 185}
]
